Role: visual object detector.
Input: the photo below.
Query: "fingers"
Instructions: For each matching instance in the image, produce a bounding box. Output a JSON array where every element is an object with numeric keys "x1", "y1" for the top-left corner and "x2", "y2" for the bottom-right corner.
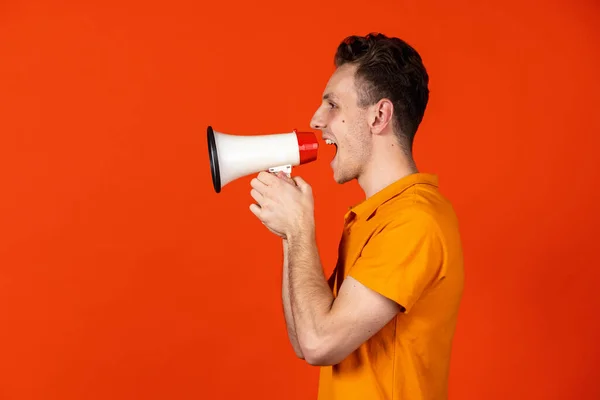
[
  {"x1": 250, "y1": 171, "x2": 311, "y2": 222},
  {"x1": 250, "y1": 176, "x2": 267, "y2": 191},
  {"x1": 252, "y1": 171, "x2": 287, "y2": 198},
  {"x1": 257, "y1": 171, "x2": 278, "y2": 185},
  {"x1": 250, "y1": 188, "x2": 263, "y2": 204},
  {"x1": 254, "y1": 171, "x2": 309, "y2": 194},
  {"x1": 249, "y1": 203, "x2": 261, "y2": 217},
  {"x1": 250, "y1": 173, "x2": 272, "y2": 219}
]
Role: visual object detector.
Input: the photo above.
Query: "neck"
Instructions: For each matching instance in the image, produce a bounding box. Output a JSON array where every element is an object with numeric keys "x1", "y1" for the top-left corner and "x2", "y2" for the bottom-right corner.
[{"x1": 357, "y1": 143, "x2": 418, "y2": 198}]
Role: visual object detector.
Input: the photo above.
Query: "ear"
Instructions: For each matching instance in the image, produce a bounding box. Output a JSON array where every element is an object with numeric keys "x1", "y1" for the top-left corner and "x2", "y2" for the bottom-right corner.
[{"x1": 369, "y1": 98, "x2": 394, "y2": 135}]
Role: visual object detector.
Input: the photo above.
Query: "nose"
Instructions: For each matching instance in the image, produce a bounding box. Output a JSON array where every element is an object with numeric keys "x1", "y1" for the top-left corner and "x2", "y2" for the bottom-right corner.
[{"x1": 310, "y1": 107, "x2": 326, "y2": 130}]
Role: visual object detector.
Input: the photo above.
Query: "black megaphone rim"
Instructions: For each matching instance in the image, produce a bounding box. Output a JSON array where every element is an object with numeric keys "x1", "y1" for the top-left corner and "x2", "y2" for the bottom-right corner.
[{"x1": 207, "y1": 126, "x2": 221, "y2": 193}]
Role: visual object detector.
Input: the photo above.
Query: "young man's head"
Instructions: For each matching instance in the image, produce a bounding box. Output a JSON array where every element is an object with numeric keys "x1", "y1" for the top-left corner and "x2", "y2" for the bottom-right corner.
[{"x1": 310, "y1": 33, "x2": 429, "y2": 186}]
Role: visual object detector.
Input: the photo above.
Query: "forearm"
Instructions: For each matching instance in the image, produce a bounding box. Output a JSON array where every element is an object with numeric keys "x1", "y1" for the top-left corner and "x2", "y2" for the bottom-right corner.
[
  {"x1": 281, "y1": 239, "x2": 304, "y2": 358},
  {"x1": 287, "y1": 226, "x2": 335, "y2": 362}
]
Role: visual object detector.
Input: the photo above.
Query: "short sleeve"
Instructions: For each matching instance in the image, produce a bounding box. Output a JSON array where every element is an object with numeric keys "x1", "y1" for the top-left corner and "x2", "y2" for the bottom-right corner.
[{"x1": 347, "y1": 213, "x2": 444, "y2": 313}]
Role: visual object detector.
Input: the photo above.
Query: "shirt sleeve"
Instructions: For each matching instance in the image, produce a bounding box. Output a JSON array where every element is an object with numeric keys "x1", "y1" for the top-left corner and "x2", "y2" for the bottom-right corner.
[{"x1": 347, "y1": 212, "x2": 444, "y2": 313}]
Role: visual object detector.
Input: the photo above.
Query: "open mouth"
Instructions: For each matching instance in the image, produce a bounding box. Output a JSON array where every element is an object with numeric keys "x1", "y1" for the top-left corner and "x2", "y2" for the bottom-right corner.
[{"x1": 324, "y1": 138, "x2": 338, "y2": 153}]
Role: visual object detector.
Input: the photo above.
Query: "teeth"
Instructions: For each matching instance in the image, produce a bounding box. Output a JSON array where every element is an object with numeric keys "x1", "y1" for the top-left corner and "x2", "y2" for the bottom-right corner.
[{"x1": 325, "y1": 139, "x2": 335, "y2": 145}]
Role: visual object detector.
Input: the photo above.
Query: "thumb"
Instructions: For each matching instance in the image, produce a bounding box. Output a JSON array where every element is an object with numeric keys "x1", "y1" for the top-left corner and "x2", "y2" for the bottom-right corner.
[
  {"x1": 276, "y1": 171, "x2": 296, "y2": 185},
  {"x1": 292, "y1": 176, "x2": 311, "y2": 192}
]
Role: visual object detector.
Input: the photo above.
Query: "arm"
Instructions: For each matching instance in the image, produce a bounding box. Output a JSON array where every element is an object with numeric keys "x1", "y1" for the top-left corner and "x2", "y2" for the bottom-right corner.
[
  {"x1": 281, "y1": 239, "x2": 304, "y2": 358},
  {"x1": 248, "y1": 171, "x2": 440, "y2": 365},
  {"x1": 287, "y1": 215, "x2": 442, "y2": 366},
  {"x1": 286, "y1": 227, "x2": 400, "y2": 366}
]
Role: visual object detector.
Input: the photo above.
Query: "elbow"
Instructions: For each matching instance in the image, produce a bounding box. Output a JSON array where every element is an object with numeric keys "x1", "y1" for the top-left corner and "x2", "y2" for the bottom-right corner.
[
  {"x1": 304, "y1": 352, "x2": 333, "y2": 367},
  {"x1": 299, "y1": 334, "x2": 342, "y2": 366},
  {"x1": 303, "y1": 347, "x2": 341, "y2": 367}
]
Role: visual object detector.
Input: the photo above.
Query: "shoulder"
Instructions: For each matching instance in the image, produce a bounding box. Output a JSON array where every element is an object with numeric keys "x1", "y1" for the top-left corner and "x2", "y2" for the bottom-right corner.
[{"x1": 373, "y1": 182, "x2": 460, "y2": 242}]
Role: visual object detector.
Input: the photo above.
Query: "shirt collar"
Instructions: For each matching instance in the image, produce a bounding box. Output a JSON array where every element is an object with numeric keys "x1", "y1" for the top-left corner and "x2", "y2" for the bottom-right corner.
[{"x1": 345, "y1": 173, "x2": 439, "y2": 222}]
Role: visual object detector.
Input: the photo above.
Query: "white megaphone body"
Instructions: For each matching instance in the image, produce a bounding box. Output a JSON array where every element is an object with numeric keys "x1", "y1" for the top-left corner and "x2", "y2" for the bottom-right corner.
[{"x1": 207, "y1": 125, "x2": 319, "y2": 193}]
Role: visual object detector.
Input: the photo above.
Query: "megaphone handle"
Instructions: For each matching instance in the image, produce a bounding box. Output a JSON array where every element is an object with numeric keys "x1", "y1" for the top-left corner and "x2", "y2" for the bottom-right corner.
[{"x1": 268, "y1": 164, "x2": 292, "y2": 178}]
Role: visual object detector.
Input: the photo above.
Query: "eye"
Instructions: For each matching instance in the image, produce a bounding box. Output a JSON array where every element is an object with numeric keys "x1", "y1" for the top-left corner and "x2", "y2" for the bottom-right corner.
[{"x1": 328, "y1": 101, "x2": 336, "y2": 109}]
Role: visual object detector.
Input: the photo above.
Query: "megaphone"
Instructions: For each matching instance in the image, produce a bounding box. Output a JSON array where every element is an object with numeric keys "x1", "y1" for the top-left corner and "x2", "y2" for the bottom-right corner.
[{"x1": 207, "y1": 125, "x2": 319, "y2": 193}]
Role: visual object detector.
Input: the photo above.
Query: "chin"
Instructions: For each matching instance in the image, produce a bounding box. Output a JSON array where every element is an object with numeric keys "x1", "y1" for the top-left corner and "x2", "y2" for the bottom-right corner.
[
  {"x1": 332, "y1": 171, "x2": 350, "y2": 185},
  {"x1": 331, "y1": 165, "x2": 341, "y2": 183}
]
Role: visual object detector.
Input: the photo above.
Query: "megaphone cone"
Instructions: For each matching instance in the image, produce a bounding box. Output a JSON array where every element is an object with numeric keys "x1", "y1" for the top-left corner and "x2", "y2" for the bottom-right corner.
[{"x1": 207, "y1": 126, "x2": 319, "y2": 193}]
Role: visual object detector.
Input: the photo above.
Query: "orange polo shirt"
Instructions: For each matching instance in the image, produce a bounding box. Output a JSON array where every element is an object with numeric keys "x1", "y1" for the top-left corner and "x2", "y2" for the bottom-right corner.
[{"x1": 317, "y1": 173, "x2": 464, "y2": 400}]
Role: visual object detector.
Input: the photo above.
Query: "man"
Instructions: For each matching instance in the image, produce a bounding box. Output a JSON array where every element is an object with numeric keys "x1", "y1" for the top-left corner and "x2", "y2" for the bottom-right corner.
[{"x1": 249, "y1": 33, "x2": 464, "y2": 400}]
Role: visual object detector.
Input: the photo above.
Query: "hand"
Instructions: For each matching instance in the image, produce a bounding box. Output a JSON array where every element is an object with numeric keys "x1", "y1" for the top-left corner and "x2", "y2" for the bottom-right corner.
[{"x1": 249, "y1": 171, "x2": 315, "y2": 240}]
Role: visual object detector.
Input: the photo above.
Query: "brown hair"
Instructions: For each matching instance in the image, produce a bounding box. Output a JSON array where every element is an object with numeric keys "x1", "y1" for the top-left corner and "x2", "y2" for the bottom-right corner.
[{"x1": 334, "y1": 33, "x2": 430, "y2": 153}]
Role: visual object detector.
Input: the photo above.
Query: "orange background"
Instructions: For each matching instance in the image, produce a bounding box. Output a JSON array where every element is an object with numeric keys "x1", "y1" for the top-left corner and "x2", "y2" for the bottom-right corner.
[{"x1": 1, "y1": 0, "x2": 599, "y2": 399}]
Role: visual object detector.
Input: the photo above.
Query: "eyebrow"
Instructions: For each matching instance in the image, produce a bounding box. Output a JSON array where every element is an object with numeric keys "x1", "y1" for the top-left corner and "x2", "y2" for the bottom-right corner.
[{"x1": 323, "y1": 93, "x2": 338, "y2": 101}]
